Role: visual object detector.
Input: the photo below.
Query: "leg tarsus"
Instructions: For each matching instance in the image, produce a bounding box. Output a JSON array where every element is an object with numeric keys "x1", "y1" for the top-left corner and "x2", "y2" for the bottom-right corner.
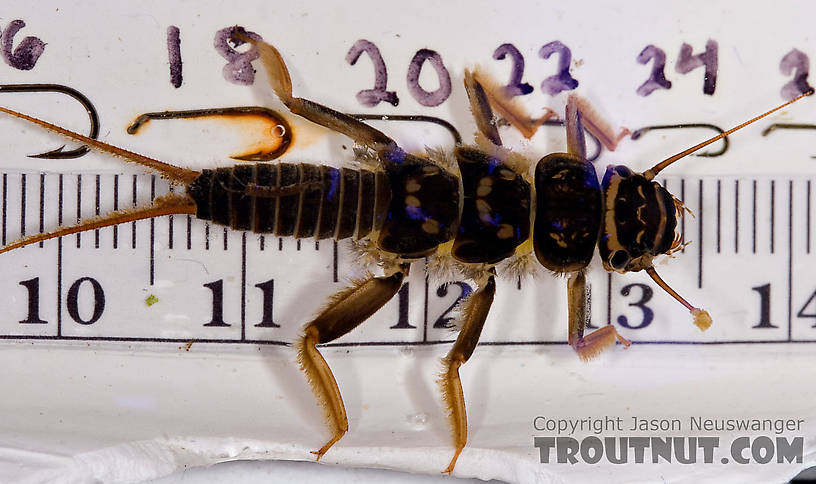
[
  {"x1": 464, "y1": 69, "x2": 502, "y2": 146},
  {"x1": 439, "y1": 271, "x2": 496, "y2": 474},
  {"x1": 567, "y1": 271, "x2": 630, "y2": 361},
  {"x1": 298, "y1": 326, "x2": 348, "y2": 460},
  {"x1": 297, "y1": 268, "x2": 407, "y2": 461},
  {"x1": 572, "y1": 325, "x2": 631, "y2": 361},
  {"x1": 565, "y1": 95, "x2": 587, "y2": 159},
  {"x1": 441, "y1": 356, "x2": 466, "y2": 474}
]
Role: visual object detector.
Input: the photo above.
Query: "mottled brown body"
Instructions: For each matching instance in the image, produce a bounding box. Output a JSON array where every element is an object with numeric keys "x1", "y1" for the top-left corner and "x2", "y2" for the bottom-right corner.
[
  {"x1": 187, "y1": 163, "x2": 391, "y2": 241},
  {"x1": 533, "y1": 153, "x2": 601, "y2": 273},
  {"x1": 0, "y1": 34, "x2": 804, "y2": 477}
]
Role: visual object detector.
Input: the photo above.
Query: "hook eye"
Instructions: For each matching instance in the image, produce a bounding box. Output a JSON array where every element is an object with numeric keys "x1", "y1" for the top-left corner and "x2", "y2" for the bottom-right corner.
[
  {"x1": 630, "y1": 123, "x2": 729, "y2": 157},
  {"x1": 126, "y1": 106, "x2": 293, "y2": 161},
  {"x1": 349, "y1": 113, "x2": 462, "y2": 145},
  {"x1": 0, "y1": 83, "x2": 100, "y2": 159}
]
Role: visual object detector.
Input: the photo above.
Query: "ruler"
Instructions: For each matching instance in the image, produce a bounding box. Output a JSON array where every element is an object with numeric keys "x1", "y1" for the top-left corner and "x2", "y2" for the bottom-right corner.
[{"x1": 0, "y1": 170, "x2": 813, "y2": 347}]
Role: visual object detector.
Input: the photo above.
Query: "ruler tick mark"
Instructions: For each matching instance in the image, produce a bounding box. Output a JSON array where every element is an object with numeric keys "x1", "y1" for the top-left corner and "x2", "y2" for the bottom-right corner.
[
  {"x1": 2, "y1": 173, "x2": 6, "y2": 246},
  {"x1": 57, "y1": 174, "x2": 63, "y2": 337},
  {"x1": 698, "y1": 179, "x2": 703, "y2": 289},
  {"x1": 113, "y1": 174, "x2": 119, "y2": 249},
  {"x1": 680, "y1": 179, "x2": 686, "y2": 253},
  {"x1": 19, "y1": 173, "x2": 26, "y2": 238},
  {"x1": 770, "y1": 180, "x2": 776, "y2": 254},
  {"x1": 752, "y1": 180, "x2": 757, "y2": 254},
  {"x1": 76, "y1": 174, "x2": 82, "y2": 249},
  {"x1": 94, "y1": 174, "x2": 100, "y2": 249},
  {"x1": 807, "y1": 179, "x2": 811, "y2": 254},
  {"x1": 788, "y1": 180, "x2": 793, "y2": 341},
  {"x1": 150, "y1": 176, "x2": 156, "y2": 286},
  {"x1": 716, "y1": 179, "x2": 721, "y2": 254},
  {"x1": 38, "y1": 174, "x2": 45, "y2": 248},
  {"x1": 734, "y1": 179, "x2": 739, "y2": 254},
  {"x1": 186, "y1": 214, "x2": 192, "y2": 250},
  {"x1": 131, "y1": 174, "x2": 137, "y2": 249}
]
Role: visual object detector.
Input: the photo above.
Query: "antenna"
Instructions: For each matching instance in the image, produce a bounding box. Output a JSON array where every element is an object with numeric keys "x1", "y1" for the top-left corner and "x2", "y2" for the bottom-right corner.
[
  {"x1": 643, "y1": 90, "x2": 813, "y2": 180},
  {"x1": 646, "y1": 266, "x2": 712, "y2": 331}
]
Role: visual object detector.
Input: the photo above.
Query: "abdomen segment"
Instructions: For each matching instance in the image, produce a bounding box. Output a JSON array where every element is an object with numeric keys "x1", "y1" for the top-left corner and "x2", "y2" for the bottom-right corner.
[{"x1": 186, "y1": 163, "x2": 390, "y2": 240}]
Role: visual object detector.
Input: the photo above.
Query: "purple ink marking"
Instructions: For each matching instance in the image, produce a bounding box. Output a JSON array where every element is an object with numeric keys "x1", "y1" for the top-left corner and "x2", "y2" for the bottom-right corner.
[
  {"x1": 539, "y1": 41, "x2": 578, "y2": 96},
  {"x1": 214, "y1": 26, "x2": 262, "y2": 85},
  {"x1": 493, "y1": 43, "x2": 533, "y2": 97},
  {"x1": 406, "y1": 49, "x2": 451, "y2": 107},
  {"x1": 167, "y1": 25, "x2": 182, "y2": 88},
  {"x1": 636, "y1": 45, "x2": 671, "y2": 97},
  {"x1": 779, "y1": 48, "x2": 813, "y2": 101},
  {"x1": 0, "y1": 20, "x2": 45, "y2": 71},
  {"x1": 675, "y1": 40, "x2": 718, "y2": 95},
  {"x1": 346, "y1": 39, "x2": 399, "y2": 107}
]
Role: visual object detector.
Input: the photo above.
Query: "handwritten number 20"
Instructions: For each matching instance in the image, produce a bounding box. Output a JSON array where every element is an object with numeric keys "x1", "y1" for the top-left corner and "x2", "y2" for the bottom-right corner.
[{"x1": 346, "y1": 41, "x2": 451, "y2": 107}]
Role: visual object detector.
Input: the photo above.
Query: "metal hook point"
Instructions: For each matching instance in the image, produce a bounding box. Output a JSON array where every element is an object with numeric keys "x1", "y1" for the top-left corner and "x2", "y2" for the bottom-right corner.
[{"x1": 0, "y1": 83, "x2": 100, "y2": 159}]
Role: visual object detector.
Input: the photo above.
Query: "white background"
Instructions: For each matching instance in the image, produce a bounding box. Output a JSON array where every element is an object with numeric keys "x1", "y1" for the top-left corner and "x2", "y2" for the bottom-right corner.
[{"x1": 0, "y1": 1, "x2": 814, "y2": 483}]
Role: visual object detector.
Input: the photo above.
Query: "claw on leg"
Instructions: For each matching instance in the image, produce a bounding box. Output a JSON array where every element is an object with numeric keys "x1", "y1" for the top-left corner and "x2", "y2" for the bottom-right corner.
[
  {"x1": 440, "y1": 356, "x2": 467, "y2": 474},
  {"x1": 438, "y1": 272, "x2": 496, "y2": 474},
  {"x1": 567, "y1": 271, "x2": 630, "y2": 361},
  {"x1": 296, "y1": 269, "x2": 406, "y2": 461},
  {"x1": 297, "y1": 326, "x2": 348, "y2": 460}
]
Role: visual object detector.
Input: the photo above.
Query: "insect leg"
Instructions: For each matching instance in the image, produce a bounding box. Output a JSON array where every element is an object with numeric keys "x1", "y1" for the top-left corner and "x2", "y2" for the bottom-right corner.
[
  {"x1": 567, "y1": 271, "x2": 630, "y2": 361},
  {"x1": 440, "y1": 269, "x2": 496, "y2": 474},
  {"x1": 464, "y1": 68, "x2": 554, "y2": 140},
  {"x1": 463, "y1": 70, "x2": 502, "y2": 146},
  {"x1": 564, "y1": 95, "x2": 588, "y2": 159},
  {"x1": 566, "y1": 94, "x2": 630, "y2": 152},
  {"x1": 246, "y1": 36, "x2": 400, "y2": 156},
  {"x1": 298, "y1": 263, "x2": 408, "y2": 460}
]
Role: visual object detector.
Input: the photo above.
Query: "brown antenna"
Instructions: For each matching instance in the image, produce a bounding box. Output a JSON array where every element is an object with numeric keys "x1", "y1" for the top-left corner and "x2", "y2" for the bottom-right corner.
[
  {"x1": 643, "y1": 89, "x2": 813, "y2": 181},
  {"x1": 646, "y1": 266, "x2": 712, "y2": 331}
]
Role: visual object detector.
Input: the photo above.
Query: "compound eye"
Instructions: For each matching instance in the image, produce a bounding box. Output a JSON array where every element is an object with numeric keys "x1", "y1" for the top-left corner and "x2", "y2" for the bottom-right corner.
[{"x1": 610, "y1": 250, "x2": 630, "y2": 270}]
